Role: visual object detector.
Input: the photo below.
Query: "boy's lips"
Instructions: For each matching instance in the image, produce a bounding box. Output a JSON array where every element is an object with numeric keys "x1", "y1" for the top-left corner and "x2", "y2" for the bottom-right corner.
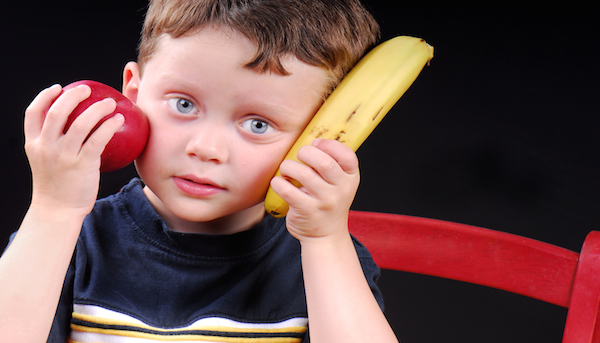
[{"x1": 172, "y1": 175, "x2": 225, "y2": 197}]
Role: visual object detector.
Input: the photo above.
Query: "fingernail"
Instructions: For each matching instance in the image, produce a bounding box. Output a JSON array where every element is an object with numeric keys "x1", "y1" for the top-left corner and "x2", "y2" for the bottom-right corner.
[
  {"x1": 103, "y1": 97, "x2": 117, "y2": 106},
  {"x1": 75, "y1": 84, "x2": 91, "y2": 94}
]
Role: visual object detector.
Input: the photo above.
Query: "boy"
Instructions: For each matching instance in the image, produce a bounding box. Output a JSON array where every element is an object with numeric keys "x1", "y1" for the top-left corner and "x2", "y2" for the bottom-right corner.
[{"x1": 0, "y1": 0, "x2": 398, "y2": 342}]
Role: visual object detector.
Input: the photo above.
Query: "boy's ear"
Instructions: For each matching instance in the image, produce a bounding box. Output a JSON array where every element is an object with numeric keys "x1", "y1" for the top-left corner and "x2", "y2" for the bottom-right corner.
[{"x1": 122, "y1": 61, "x2": 140, "y2": 103}]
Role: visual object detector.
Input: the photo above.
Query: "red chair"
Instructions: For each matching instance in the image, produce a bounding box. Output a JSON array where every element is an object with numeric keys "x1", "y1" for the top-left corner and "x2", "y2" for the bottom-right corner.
[{"x1": 348, "y1": 210, "x2": 600, "y2": 343}]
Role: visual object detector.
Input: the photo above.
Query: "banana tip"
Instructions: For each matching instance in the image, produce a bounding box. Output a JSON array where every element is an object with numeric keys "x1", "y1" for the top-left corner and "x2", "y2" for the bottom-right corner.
[{"x1": 269, "y1": 211, "x2": 284, "y2": 218}]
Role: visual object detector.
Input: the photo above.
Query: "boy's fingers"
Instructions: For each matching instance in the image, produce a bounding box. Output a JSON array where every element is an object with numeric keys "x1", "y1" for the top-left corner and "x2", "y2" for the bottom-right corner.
[
  {"x1": 296, "y1": 139, "x2": 359, "y2": 185},
  {"x1": 294, "y1": 146, "x2": 338, "y2": 186},
  {"x1": 278, "y1": 159, "x2": 319, "y2": 191},
  {"x1": 40, "y1": 85, "x2": 92, "y2": 140},
  {"x1": 311, "y1": 139, "x2": 359, "y2": 174},
  {"x1": 276, "y1": 159, "x2": 341, "y2": 211},
  {"x1": 269, "y1": 175, "x2": 311, "y2": 209},
  {"x1": 80, "y1": 113, "x2": 124, "y2": 158},
  {"x1": 24, "y1": 84, "x2": 62, "y2": 139},
  {"x1": 62, "y1": 97, "x2": 117, "y2": 149}
]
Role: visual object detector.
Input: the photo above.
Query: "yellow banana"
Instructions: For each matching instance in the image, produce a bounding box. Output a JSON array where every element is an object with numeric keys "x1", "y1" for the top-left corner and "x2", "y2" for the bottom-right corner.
[{"x1": 264, "y1": 35, "x2": 434, "y2": 217}]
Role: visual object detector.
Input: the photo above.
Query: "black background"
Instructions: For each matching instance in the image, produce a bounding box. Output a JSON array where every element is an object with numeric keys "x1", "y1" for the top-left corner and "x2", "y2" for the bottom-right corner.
[{"x1": 1, "y1": 2, "x2": 598, "y2": 342}]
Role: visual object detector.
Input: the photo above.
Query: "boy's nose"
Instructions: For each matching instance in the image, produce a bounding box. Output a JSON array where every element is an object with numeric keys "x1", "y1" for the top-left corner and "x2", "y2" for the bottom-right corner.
[{"x1": 184, "y1": 127, "x2": 229, "y2": 163}]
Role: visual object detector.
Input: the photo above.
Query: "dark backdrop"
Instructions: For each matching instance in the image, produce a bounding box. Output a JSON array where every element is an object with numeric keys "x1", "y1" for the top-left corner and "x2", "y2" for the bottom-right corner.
[{"x1": 1, "y1": 2, "x2": 598, "y2": 342}]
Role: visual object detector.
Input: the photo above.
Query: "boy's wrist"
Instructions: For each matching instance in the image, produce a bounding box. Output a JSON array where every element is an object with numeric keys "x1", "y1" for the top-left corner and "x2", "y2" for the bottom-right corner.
[
  {"x1": 27, "y1": 200, "x2": 90, "y2": 225},
  {"x1": 298, "y1": 229, "x2": 353, "y2": 254}
]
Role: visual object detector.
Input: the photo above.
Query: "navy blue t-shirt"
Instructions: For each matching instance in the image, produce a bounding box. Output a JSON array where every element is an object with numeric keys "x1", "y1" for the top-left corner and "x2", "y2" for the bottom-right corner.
[{"x1": 11, "y1": 178, "x2": 383, "y2": 342}]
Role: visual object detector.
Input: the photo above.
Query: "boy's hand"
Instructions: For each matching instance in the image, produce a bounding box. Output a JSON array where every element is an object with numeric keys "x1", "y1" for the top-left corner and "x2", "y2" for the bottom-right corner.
[
  {"x1": 270, "y1": 139, "x2": 360, "y2": 242},
  {"x1": 24, "y1": 84, "x2": 124, "y2": 218}
]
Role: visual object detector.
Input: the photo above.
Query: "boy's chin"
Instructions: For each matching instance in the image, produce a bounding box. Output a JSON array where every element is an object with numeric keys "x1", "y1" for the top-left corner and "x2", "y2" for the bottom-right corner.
[{"x1": 165, "y1": 201, "x2": 267, "y2": 235}]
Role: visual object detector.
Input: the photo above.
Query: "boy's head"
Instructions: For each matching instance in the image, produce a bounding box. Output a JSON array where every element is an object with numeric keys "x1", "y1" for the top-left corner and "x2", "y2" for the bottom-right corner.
[
  {"x1": 138, "y1": 0, "x2": 380, "y2": 96},
  {"x1": 124, "y1": 0, "x2": 380, "y2": 233}
]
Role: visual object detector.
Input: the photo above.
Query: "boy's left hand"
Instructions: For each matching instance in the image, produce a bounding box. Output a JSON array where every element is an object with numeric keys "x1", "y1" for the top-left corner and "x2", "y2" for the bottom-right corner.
[{"x1": 270, "y1": 138, "x2": 360, "y2": 242}]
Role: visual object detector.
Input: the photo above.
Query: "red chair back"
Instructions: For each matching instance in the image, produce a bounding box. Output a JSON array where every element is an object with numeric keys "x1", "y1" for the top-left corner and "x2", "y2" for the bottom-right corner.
[{"x1": 348, "y1": 210, "x2": 600, "y2": 343}]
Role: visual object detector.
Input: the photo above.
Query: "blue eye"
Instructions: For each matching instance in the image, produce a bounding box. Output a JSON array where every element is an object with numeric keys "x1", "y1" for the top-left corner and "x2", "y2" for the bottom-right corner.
[
  {"x1": 168, "y1": 98, "x2": 196, "y2": 114},
  {"x1": 242, "y1": 118, "x2": 272, "y2": 134}
]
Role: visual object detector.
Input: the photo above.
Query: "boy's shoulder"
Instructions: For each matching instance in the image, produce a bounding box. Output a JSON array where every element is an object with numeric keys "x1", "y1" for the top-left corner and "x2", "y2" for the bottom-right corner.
[
  {"x1": 90, "y1": 177, "x2": 147, "y2": 219},
  {"x1": 82, "y1": 177, "x2": 158, "y2": 248}
]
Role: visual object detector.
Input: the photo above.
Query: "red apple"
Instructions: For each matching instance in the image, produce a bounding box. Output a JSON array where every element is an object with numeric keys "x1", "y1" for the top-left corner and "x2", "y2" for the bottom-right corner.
[{"x1": 62, "y1": 80, "x2": 149, "y2": 173}]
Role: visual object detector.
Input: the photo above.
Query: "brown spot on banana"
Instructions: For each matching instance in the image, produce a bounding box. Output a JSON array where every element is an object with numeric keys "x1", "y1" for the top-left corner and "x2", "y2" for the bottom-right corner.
[
  {"x1": 346, "y1": 104, "x2": 361, "y2": 123},
  {"x1": 314, "y1": 128, "x2": 328, "y2": 138},
  {"x1": 372, "y1": 106, "x2": 385, "y2": 121},
  {"x1": 334, "y1": 130, "x2": 346, "y2": 142}
]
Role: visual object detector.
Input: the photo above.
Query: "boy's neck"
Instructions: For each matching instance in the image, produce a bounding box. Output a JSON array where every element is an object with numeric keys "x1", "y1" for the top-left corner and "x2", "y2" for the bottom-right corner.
[{"x1": 170, "y1": 207, "x2": 267, "y2": 235}]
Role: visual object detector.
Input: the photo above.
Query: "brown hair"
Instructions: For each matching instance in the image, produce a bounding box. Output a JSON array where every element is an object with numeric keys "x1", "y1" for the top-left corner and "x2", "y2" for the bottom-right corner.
[{"x1": 138, "y1": 0, "x2": 380, "y2": 94}]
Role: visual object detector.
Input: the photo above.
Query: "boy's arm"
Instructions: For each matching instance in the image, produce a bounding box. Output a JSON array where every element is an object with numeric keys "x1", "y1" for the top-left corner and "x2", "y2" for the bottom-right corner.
[
  {"x1": 0, "y1": 84, "x2": 123, "y2": 342},
  {"x1": 270, "y1": 139, "x2": 398, "y2": 343}
]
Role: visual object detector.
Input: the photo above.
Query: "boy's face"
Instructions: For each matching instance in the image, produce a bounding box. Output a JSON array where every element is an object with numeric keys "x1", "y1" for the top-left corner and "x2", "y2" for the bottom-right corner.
[{"x1": 123, "y1": 27, "x2": 328, "y2": 234}]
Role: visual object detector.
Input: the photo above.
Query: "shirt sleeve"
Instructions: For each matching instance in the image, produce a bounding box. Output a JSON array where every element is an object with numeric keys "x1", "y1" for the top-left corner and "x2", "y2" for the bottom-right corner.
[
  {"x1": 352, "y1": 235, "x2": 385, "y2": 311},
  {"x1": 47, "y1": 257, "x2": 75, "y2": 343}
]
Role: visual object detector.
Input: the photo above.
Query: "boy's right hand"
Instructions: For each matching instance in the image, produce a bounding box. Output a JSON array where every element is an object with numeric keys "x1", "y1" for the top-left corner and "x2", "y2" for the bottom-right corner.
[{"x1": 24, "y1": 84, "x2": 125, "y2": 218}]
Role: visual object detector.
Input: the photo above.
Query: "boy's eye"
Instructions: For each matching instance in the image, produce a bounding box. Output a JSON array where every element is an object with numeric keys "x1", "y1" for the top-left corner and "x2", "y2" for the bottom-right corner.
[
  {"x1": 168, "y1": 98, "x2": 196, "y2": 114},
  {"x1": 242, "y1": 118, "x2": 272, "y2": 134}
]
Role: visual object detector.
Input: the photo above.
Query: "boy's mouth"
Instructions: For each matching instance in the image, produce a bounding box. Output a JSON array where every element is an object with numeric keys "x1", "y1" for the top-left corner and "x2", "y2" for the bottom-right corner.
[{"x1": 172, "y1": 175, "x2": 225, "y2": 197}]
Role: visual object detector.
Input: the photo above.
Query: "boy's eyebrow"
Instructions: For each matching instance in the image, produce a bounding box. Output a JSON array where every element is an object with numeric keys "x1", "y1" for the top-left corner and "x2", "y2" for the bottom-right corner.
[
  {"x1": 257, "y1": 102, "x2": 297, "y2": 118},
  {"x1": 157, "y1": 75, "x2": 199, "y2": 95},
  {"x1": 255, "y1": 100, "x2": 321, "y2": 127}
]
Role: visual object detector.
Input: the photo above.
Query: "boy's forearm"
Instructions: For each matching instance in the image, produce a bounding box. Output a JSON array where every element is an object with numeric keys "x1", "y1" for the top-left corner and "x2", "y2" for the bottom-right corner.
[
  {"x1": 0, "y1": 206, "x2": 84, "y2": 342},
  {"x1": 300, "y1": 232, "x2": 398, "y2": 343}
]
